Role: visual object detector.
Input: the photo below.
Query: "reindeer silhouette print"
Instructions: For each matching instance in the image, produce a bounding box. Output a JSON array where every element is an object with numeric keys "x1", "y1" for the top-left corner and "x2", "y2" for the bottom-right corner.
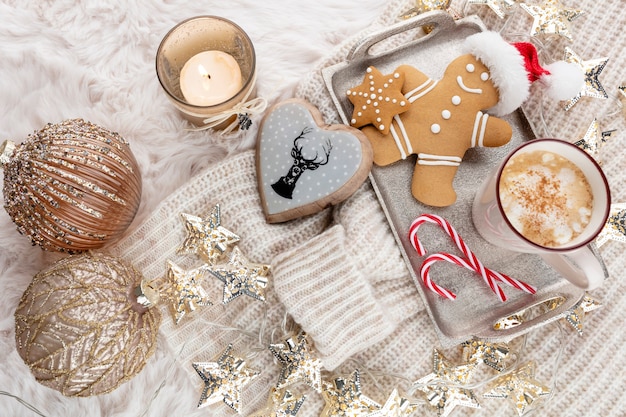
[{"x1": 271, "y1": 127, "x2": 333, "y2": 199}]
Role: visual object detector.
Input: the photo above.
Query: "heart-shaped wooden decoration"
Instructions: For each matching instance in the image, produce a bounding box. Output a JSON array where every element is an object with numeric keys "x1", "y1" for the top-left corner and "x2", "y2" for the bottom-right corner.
[{"x1": 256, "y1": 98, "x2": 373, "y2": 223}]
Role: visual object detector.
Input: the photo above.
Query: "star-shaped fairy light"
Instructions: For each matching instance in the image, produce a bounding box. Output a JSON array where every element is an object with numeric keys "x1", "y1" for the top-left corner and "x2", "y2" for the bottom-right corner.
[
  {"x1": 519, "y1": 0, "x2": 584, "y2": 41},
  {"x1": 596, "y1": 203, "x2": 626, "y2": 247},
  {"x1": 320, "y1": 370, "x2": 382, "y2": 417},
  {"x1": 574, "y1": 118, "x2": 613, "y2": 162},
  {"x1": 400, "y1": 0, "x2": 453, "y2": 20},
  {"x1": 208, "y1": 246, "x2": 270, "y2": 304},
  {"x1": 346, "y1": 66, "x2": 410, "y2": 135},
  {"x1": 493, "y1": 313, "x2": 524, "y2": 330},
  {"x1": 192, "y1": 344, "x2": 260, "y2": 413},
  {"x1": 366, "y1": 389, "x2": 418, "y2": 417},
  {"x1": 562, "y1": 295, "x2": 603, "y2": 335},
  {"x1": 165, "y1": 260, "x2": 212, "y2": 324},
  {"x1": 414, "y1": 349, "x2": 480, "y2": 417},
  {"x1": 250, "y1": 387, "x2": 306, "y2": 417},
  {"x1": 462, "y1": 340, "x2": 510, "y2": 372},
  {"x1": 483, "y1": 361, "x2": 551, "y2": 416},
  {"x1": 563, "y1": 47, "x2": 609, "y2": 111},
  {"x1": 269, "y1": 331, "x2": 323, "y2": 393},
  {"x1": 177, "y1": 205, "x2": 241, "y2": 264},
  {"x1": 468, "y1": 0, "x2": 516, "y2": 19},
  {"x1": 546, "y1": 294, "x2": 602, "y2": 335}
]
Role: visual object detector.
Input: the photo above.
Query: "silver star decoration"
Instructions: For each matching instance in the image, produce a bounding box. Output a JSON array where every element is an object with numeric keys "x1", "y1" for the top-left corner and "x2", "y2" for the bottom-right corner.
[
  {"x1": 574, "y1": 118, "x2": 614, "y2": 162},
  {"x1": 493, "y1": 313, "x2": 524, "y2": 330},
  {"x1": 165, "y1": 260, "x2": 211, "y2": 324},
  {"x1": 483, "y1": 361, "x2": 551, "y2": 416},
  {"x1": 519, "y1": 0, "x2": 584, "y2": 41},
  {"x1": 250, "y1": 387, "x2": 306, "y2": 417},
  {"x1": 562, "y1": 294, "x2": 603, "y2": 335},
  {"x1": 462, "y1": 340, "x2": 510, "y2": 372},
  {"x1": 177, "y1": 204, "x2": 240, "y2": 264},
  {"x1": 192, "y1": 344, "x2": 260, "y2": 413},
  {"x1": 414, "y1": 349, "x2": 480, "y2": 417},
  {"x1": 320, "y1": 370, "x2": 382, "y2": 417},
  {"x1": 365, "y1": 389, "x2": 418, "y2": 417},
  {"x1": 401, "y1": 0, "x2": 450, "y2": 19},
  {"x1": 468, "y1": 0, "x2": 516, "y2": 19},
  {"x1": 209, "y1": 246, "x2": 270, "y2": 304},
  {"x1": 596, "y1": 203, "x2": 626, "y2": 247},
  {"x1": 563, "y1": 47, "x2": 609, "y2": 111},
  {"x1": 400, "y1": 1, "x2": 463, "y2": 30},
  {"x1": 269, "y1": 331, "x2": 323, "y2": 392}
]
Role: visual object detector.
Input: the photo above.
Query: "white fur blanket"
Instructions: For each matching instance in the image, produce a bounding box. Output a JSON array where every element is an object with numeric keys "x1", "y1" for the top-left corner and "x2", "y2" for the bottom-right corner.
[{"x1": 1, "y1": 0, "x2": 625, "y2": 416}]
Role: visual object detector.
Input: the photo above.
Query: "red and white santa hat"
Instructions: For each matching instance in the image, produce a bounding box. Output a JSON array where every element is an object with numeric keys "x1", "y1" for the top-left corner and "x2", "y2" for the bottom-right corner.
[{"x1": 463, "y1": 31, "x2": 584, "y2": 116}]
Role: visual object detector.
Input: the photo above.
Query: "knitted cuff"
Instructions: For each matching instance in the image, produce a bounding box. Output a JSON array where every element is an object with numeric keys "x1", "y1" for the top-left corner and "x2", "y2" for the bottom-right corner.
[
  {"x1": 333, "y1": 182, "x2": 423, "y2": 324},
  {"x1": 272, "y1": 224, "x2": 414, "y2": 370}
]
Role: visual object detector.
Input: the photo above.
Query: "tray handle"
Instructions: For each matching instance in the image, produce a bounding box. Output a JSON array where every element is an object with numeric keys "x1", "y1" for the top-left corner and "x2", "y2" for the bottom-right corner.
[
  {"x1": 479, "y1": 243, "x2": 605, "y2": 340},
  {"x1": 346, "y1": 11, "x2": 475, "y2": 62},
  {"x1": 480, "y1": 289, "x2": 585, "y2": 341}
]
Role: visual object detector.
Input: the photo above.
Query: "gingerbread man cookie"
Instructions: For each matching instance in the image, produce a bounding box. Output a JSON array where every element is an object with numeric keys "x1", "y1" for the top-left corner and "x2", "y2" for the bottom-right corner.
[
  {"x1": 349, "y1": 31, "x2": 584, "y2": 207},
  {"x1": 361, "y1": 57, "x2": 511, "y2": 207}
]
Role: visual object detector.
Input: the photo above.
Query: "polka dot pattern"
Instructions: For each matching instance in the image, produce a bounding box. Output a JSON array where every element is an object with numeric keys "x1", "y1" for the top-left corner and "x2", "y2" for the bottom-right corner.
[{"x1": 258, "y1": 101, "x2": 369, "y2": 219}]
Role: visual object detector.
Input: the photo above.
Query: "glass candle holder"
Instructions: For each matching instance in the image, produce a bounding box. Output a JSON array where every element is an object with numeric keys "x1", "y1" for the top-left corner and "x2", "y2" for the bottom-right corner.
[{"x1": 156, "y1": 16, "x2": 257, "y2": 130}]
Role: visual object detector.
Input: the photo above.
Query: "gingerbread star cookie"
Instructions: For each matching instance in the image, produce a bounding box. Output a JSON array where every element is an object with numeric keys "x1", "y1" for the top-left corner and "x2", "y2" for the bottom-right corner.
[{"x1": 346, "y1": 66, "x2": 410, "y2": 134}]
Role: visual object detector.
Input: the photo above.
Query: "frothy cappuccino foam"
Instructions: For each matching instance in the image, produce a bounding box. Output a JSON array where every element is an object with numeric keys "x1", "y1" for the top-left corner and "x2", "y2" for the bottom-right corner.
[{"x1": 499, "y1": 150, "x2": 593, "y2": 247}]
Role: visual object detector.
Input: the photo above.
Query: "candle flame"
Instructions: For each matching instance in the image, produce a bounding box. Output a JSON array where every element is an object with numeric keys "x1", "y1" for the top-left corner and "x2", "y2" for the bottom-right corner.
[{"x1": 197, "y1": 64, "x2": 210, "y2": 78}]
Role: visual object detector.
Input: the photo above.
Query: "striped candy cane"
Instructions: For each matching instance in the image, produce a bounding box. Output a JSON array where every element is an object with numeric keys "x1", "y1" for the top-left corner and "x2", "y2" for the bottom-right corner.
[{"x1": 409, "y1": 214, "x2": 536, "y2": 302}]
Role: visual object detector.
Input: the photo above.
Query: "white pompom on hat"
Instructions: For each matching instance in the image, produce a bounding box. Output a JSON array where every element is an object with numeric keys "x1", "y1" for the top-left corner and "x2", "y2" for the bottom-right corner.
[{"x1": 463, "y1": 31, "x2": 584, "y2": 116}]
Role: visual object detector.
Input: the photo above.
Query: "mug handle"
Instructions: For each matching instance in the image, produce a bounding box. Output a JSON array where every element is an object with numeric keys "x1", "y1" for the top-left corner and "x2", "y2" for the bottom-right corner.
[{"x1": 539, "y1": 245, "x2": 608, "y2": 290}]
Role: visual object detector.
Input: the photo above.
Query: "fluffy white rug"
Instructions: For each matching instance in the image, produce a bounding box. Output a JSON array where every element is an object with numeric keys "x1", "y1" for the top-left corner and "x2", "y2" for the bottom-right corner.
[
  {"x1": 0, "y1": 1, "x2": 389, "y2": 415},
  {"x1": 2, "y1": 1, "x2": 626, "y2": 417}
]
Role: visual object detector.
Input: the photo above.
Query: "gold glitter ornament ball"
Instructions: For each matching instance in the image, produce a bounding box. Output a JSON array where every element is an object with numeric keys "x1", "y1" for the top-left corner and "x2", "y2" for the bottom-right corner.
[
  {"x1": 1, "y1": 119, "x2": 142, "y2": 253},
  {"x1": 14, "y1": 252, "x2": 161, "y2": 397}
]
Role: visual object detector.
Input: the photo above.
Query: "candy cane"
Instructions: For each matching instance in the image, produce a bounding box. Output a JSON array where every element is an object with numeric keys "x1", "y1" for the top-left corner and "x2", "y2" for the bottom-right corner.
[
  {"x1": 421, "y1": 253, "x2": 506, "y2": 301},
  {"x1": 409, "y1": 214, "x2": 536, "y2": 301}
]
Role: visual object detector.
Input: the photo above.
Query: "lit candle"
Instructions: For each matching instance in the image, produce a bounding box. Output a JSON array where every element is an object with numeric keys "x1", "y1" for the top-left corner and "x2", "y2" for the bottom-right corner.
[{"x1": 179, "y1": 50, "x2": 243, "y2": 106}]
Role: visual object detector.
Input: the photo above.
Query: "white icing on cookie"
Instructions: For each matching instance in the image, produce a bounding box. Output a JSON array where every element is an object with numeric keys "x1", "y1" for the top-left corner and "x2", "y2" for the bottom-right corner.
[
  {"x1": 471, "y1": 111, "x2": 490, "y2": 147},
  {"x1": 405, "y1": 79, "x2": 438, "y2": 103},
  {"x1": 389, "y1": 114, "x2": 413, "y2": 159},
  {"x1": 417, "y1": 153, "x2": 462, "y2": 166},
  {"x1": 456, "y1": 76, "x2": 483, "y2": 94},
  {"x1": 389, "y1": 124, "x2": 407, "y2": 160}
]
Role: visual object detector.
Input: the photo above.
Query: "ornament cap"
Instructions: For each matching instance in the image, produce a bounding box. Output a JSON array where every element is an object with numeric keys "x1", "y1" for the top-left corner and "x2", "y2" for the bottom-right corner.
[
  {"x1": 133, "y1": 279, "x2": 161, "y2": 310},
  {"x1": 0, "y1": 139, "x2": 16, "y2": 166}
]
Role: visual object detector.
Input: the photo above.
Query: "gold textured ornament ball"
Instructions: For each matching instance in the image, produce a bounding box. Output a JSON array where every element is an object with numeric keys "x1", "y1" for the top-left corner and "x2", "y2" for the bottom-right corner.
[
  {"x1": 1, "y1": 119, "x2": 142, "y2": 253},
  {"x1": 14, "y1": 252, "x2": 161, "y2": 397}
]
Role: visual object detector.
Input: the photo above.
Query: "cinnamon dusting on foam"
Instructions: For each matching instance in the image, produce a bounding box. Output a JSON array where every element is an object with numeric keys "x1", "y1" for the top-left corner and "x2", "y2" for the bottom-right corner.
[{"x1": 499, "y1": 150, "x2": 593, "y2": 247}]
